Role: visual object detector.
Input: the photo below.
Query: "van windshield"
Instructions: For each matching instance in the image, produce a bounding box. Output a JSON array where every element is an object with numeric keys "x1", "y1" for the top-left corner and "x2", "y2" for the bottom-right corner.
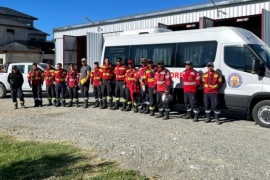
[{"x1": 249, "y1": 44, "x2": 270, "y2": 68}]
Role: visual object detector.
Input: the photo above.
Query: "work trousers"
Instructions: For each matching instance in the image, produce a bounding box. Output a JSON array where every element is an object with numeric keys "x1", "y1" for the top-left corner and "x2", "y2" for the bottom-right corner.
[
  {"x1": 46, "y1": 84, "x2": 56, "y2": 101},
  {"x1": 69, "y1": 86, "x2": 79, "y2": 100},
  {"x1": 156, "y1": 91, "x2": 170, "y2": 112},
  {"x1": 55, "y1": 82, "x2": 66, "y2": 101},
  {"x1": 93, "y1": 86, "x2": 102, "y2": 100},
  {"x1": 11, "y1": 88, "x2": 24, "y2": 103},
  {"x1": 125, "y1": 84, "x2": 138, "y2": 103},
  {"x1": 184, "y1": 92, "x2": 199, "y2": 113},
  {"x1": 204, "y1": 93, "x2": 220, "y2": 114},
  {"x1": 102, "y1": 80, "x2": 112, "y2": 100},
  {"x1": 81, "y1": 82, "x2": 89, "y2": 100},
  {"x1": 115, "y1": 81, "x2": 125, "y2": 101},
  {"x1": 148, "y1": 87, "x2": 156, "y2": 110},
  {"x1": 32, "y1": 85, "x2": 42, "y2": 101}
]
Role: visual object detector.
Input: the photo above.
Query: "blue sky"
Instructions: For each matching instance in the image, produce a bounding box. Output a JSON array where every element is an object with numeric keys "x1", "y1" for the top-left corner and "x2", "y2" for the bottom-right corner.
[{"x1": 1, "y1": 0, "x2": 209, "y2": 40}]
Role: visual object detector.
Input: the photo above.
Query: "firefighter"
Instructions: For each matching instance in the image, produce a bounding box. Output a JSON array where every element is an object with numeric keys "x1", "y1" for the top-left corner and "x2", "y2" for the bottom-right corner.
[
  {"x1": 28, "y1": 63, "x2": 44, "y2": 107},
  {"x1": 124, "y1": 59, "x2": 139, "y2": 112},
  {"x1": 79, "y1": 58, "x2": 91, "y2": 108},
  {"x1": 154, "y1": 61, "x2": 172, "y2": 120},
  {"x1": 202, "y1": 62, "x2": 223, "y2": 125},
  {"x1": 66, "y1": 62, "x2": 79, "y2": 107},
  {"x1": 180, "y1": 60, "x2": 201, "y2": 122},
  {"x1": 44, "y1": 61, "x2": 56, "y2": 106},
  {"x1": 52, "y1": 63, "x2": 67, "y2": 107},
  {"x1": 113, "y1": 57, "x2": 127, "y2": 110},
  {"x1": 143, "y1": 59, "x2": 157, "y2": 116},
  {"x1": 100, "y1": 57, "x2": 114, "y2": 109},
  {"x1": 90, "y1": 62, "x2": 103, "y2": 108},
  {"x1": 7, "y1": 65, "x2": 25, "y2": 109},
  {"x1": 137, "y1": 58, "x2": 148, "y2": 113}
]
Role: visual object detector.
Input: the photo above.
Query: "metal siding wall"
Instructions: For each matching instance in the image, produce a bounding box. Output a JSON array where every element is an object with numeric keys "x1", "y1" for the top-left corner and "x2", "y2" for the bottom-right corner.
[
  {"x1": 262, "y1": 9, "x2": 270, "y2": 46},
  {"x1": 87, "y1": 32, "x2": 103, "y2": 67},
  {"x1": 54, "y1": 1, "x2": 270, "y2": 64}
]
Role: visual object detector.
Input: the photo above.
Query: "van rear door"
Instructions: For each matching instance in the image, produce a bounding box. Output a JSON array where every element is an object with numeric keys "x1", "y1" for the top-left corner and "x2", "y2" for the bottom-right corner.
[{"x1": 220, "y1": 44, "x2": 263, "y2": 110}]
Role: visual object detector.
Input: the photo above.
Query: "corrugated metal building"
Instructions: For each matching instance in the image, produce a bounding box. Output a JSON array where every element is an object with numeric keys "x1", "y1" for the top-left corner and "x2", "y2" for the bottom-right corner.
[{"x1": 53, "y1": 0, "x2": 270, "y2": 69}]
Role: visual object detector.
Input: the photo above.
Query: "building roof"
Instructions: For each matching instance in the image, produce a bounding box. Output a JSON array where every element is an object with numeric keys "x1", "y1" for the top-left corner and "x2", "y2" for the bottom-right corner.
[
  {"x1": 0, "y1": 6, "x2": 37, "y2": 20},
  {"x1": 0, "y1": 18, "x2": 29, "y2": 28},
  {"x1": 53, "y1": 0, "x2": 267, "y2": 32},
  {"x1": 28, "y1": 29, "x2": 49, "y2": 36},
  {"x1": 0, "y1": 42, "x2": 30, "y2": 52}
]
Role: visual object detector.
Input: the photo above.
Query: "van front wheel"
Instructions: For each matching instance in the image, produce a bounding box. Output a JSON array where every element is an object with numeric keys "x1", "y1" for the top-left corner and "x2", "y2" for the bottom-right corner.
[
  {"x1": 253, "y1": 100, "x2": 270, "y2": 128},
  {"x1": 0, "y1": 84, "x2": 7, "y2": 98}
]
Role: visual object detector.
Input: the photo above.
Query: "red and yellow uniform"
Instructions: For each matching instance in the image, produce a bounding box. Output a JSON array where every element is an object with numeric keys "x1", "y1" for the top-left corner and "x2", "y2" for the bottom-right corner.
[
  {"x1": 44, "y1": 68, "x2": 54, "y2": 85},
  {"x1": 114, "y1": 64, "x2": 126, "y2": 81},
  {"x1": 66, "y1": 69, "x2": 79, "y2": 88},
  {"x1": 28, "y1": 69, "x2": 44, "y2": 86},
  {"x1": 125, "y1": 67, "x2": 138, "y2": 101},
  {"x1": 202, "y1": 71, "x2": 223, "y2": 94},
  {"x1": 91, "y1": 67, "x2": 102, "y2": 86},
  {"x1": 154, "y1": 68, "x2": 171, "y2": 92},
  {"x1": 180, "y1": 69, "x2": 201, "y2": 92},
  {"x1": 52, "y1": 68, "x2": 67, "y2": 83},
  {"x1": 100, "y1": 63, "x2": 114, "y2": 80}
]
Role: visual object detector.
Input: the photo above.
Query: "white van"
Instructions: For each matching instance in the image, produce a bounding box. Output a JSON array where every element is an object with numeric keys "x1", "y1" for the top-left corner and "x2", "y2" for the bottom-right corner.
[{"x1": 100, "y1": 27, "x2": 270, "y2": 128}]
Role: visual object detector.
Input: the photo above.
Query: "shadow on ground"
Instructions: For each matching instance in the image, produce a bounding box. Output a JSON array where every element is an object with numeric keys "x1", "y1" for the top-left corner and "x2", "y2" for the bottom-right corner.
[{"x1": 0, "y1": 153, "x2": 114, "y2": 179}]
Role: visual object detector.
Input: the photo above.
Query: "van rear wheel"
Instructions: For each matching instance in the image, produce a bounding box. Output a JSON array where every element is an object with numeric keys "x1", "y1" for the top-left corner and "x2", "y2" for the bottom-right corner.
[{"x1": 252, "y1": 100, "x2": 270, "y2": 128}]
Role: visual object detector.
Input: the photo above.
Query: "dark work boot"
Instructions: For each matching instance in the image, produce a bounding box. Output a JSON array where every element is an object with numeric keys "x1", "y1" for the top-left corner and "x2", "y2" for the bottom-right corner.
[
  {"x1": 75, "y1": 100, "x2": 79, "y2": 107},
  {"x1": 156, "y1": 111, "x2": 164, "y2": 118},
  {"x1": 67, "y1": 101, "x2": 73, "y2": 107},
  {"x1": 52, "y1": 99, "x2": 56, "y2": 106},
  {"x1": 163, "y1": 111, "x2": 170, "y2": 120},
  {"x1": 150, "y1": 110, "x2": 155, "y2": 116},
  {"x1": 55, "y1": 100, "x2": 61, "y2": 107},
  {"x1": 140, "y1": 105, "x2": 146, "y2": 114},
  {"x1": 84, "y1": 100, "x2": 88, "y2": 108},
  {"x1": 99, "y1": 100, "x2": 103, "y2": 109},
  {"x1": 39, "y1": 100, "x2": 43, "y2": 107},
  {"x1": 205, "y1": 113, "x2": 211, "y2": 123},
  {"x1": 144, "y1": 105, "x2": 150, "y2": 114},
  {"x1": 93, "y1": 100, "x2": 99, "y2": 108},
  {"x1": 215, "y1": 113, "x2": 221, "y2": 125},
  {"x1": 20, "y1": 101, "x2": 26, "y2": 109},
  {"x1": 61, "y1": 100, "x2": 66, "y2": 107},
  {"x1": 47, "y1": 99, "x2": 53, "y2": 106},
  {"x1": 112, "y1": 100, "x2": 119, "y2": 110},
  {"x1": 14, "y1": 102, "x2": 18, "y2": 109},
  {"x1": 121, "y1": 102, "x2": 127, "y2": 111},
  {"x1": 193, "y1": 113, "x2": 199, "y2": 122},
  {"x1": 34, "y1": 100, "x2": 39, "y2": 107},
  {"x1": 101, "y1": 99, "x2": 107, "y2": 109},
  {"x1": 124, "y1": 103, "x2": 131, "y2": 111},
  {"x1": 109, "y1": 99, "x2": 113, "y2": 110},
  {"x1": 133, "y1": 105, "x2": 138, "y2": 113},
  {"x1": 182, "y1": 111, "x2": 192, "y2": 119}
]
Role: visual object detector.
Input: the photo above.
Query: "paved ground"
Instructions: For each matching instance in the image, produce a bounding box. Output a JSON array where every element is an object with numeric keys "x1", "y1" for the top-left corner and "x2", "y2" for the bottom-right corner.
[{"x1": 1, "y1": 93, "x2": 270, "y2": 179}]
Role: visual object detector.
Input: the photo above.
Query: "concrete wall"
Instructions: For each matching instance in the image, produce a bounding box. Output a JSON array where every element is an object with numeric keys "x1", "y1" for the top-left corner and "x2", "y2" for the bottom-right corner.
[{"x1": 0, "y1": 26, "x2": 29, "y2": 46}]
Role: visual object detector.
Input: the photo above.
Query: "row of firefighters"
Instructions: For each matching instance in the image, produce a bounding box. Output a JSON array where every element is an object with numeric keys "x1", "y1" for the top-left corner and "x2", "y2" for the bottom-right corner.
[{"x1": 8, "y1": 57, "x2": 223, "y2": 125}]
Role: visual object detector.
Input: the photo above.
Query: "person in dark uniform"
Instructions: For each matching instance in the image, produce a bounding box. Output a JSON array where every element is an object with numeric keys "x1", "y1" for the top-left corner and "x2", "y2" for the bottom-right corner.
[
  {"x1": 7, "y1": 65, "x2": 25, "y2": 109},
  {"x1": 28, "y1": 63, "x2": 44, "y2": 107}
]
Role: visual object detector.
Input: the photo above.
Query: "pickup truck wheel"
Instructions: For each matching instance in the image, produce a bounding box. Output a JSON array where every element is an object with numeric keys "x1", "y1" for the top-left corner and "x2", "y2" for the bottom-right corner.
[
  {"x1": 253, "y1": 100, "x2": 270, "y2": 128},
  {"x1": 0, "y1": 84, "x2": 7, "y2": 98}
]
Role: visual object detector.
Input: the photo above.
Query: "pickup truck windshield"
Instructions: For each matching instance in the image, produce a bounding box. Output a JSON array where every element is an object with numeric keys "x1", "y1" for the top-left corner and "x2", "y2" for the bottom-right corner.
[{"x1": 249, "y1": 44, "x2": 270, "y2": 68}]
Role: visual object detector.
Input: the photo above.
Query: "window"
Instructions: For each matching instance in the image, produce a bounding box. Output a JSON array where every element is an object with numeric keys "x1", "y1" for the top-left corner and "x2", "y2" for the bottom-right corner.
[
  {"x1": 176, "y1": 41, "x2": 217, "y2": 67},
  {"x1": 224, "y1": 45, "x2": 258, "y2": 73},
  {"x1": 104, "y1": 46, "x2": 130, "y2": 65},
  {"x1": 0, "y1": 58, "x2": 3, "y2": 64},
  {"x1": 6, "y1": 29, "x2": 15, "y2": 35},
  {"x1": 16, "y1": 65, "x2": 25, "y2": 74},
  {"x1": 130, "y1": 44, "x2": 176, "y2": 67}
]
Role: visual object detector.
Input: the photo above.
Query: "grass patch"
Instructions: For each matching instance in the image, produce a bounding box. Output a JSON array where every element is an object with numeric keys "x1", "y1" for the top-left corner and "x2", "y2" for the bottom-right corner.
[{"x1": 0, "y1": 135, "x2": 148, "y2": 180}]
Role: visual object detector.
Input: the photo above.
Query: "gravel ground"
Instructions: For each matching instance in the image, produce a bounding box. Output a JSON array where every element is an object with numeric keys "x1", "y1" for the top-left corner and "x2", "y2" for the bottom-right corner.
[{"x1": 1, "y1": 92, "x2": 270, "y2": 180}]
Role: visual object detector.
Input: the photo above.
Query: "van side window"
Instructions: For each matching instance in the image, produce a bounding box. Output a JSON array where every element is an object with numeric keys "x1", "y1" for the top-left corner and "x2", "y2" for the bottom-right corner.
[
  {"x1": 130, "y1": 44, "x2": 176, "y2": 67},
  {"x1": 104, "y1": 46, "x2": 130, "y2": 65},
  {"x1": 176, "y1": 41, "x2": 217, "y2": 68},
  {"x1": 224, "y1": 46, "x2": 255, "y2": 73},
  {"x1": 28, "y1": 65, "x2": 33, "y2": 73}
]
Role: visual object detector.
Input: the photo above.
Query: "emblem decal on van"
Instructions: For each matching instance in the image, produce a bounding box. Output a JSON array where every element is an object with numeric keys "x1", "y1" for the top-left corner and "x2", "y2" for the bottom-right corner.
[{"x1": 227, "y1": 73, "x2": 243, "y2": 88}]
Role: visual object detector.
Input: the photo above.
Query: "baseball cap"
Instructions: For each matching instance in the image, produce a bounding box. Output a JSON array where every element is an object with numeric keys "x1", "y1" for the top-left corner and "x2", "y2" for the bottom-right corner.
[
  {"x1": 207, "y1": 62, "x2": 214, "y2": 67},
  {"x1": 185, "y1": 60, "x2": 192, "y2": 65},
  {"x1": 157, "y1": 60, "x2": 164, "y2": 65},
  {"x1": 81, "y1": 58, "x2": 86, "y2": 62}
]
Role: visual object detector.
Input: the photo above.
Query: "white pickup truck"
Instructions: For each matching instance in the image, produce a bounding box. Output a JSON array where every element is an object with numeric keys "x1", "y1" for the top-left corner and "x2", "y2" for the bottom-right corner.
[{"x1": 0, "y1": 62, "x2": 48, "y2": 98}]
